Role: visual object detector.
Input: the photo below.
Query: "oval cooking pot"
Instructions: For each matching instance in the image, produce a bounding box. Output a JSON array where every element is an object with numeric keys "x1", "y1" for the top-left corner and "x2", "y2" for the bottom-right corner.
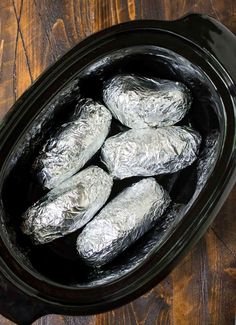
[{"x1": 0, "y1": 14, "x2": 235, "y2": 324}]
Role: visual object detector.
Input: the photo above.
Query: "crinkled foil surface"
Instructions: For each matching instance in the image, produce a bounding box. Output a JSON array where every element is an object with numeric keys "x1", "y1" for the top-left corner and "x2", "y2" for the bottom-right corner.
[
  {"x1": 22, "y1": 166, "x2": 113, "y2": 244},
  {"x1": 101, "y1": 126, "x2": 202, "y2": 179},
  {"x1": 33, "y1": 98, "x2": 112, "y2": 189},
  {"x1": 77, "y1": 178, "x2": 171, "y2": 266},
  {"x1": 83, "y1": 132, "x2": 219, "y2": 284},
  {"x1": 85, "y1": 204, "x2": 185, "y2": 285},
  {"x1": 103, "y1": 74, "x2": 192, "y2": 128}
]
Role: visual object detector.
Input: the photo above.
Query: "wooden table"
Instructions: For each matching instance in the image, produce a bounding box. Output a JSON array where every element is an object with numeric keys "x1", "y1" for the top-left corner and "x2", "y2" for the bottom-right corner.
[{"x1": 0, "y1": 1, "x2": 235, "y2": 324}]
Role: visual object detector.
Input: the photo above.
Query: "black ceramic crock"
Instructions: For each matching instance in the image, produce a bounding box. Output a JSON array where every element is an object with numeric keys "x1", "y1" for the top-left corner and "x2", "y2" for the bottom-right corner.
[{"x1": 0, "y1": 14, "x2": 235, "y2": 325}]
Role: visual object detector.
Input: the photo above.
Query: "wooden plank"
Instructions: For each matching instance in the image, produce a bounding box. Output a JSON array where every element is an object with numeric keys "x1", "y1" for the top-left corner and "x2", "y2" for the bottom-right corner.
[
  {"x1": 13, "y1": 0, "x2": 51, "y2": 81},
  {"x1": 212, "y1": 188, "x2": 236, "y2": 259},
  {"x1": 0, "y1": 1, "x2": 235, "y2": 325},
  {"x1": 0, "y1": 0, "x2": 17, "y2": 119}
]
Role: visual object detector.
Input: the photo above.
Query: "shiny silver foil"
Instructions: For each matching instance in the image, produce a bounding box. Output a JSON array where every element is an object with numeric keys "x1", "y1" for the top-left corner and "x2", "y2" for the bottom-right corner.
[
  {"x1": 21, "y1": 166, "x2": 113, "y2": 244},
  {"x1": 103, "y1": 74, "x2": 192, "y2": 128},
  {"x1": 33, "y1": 98, "x2": 112, "y2": 189},
  {"x1": 77, "y1": 178, "x2": 171, "y2": 266},
  {"x1": 85, "y1": 131, "x2": 219, "y2": 284},
  {"x1": 86, "y1": 204, "x2": 185, "y2": 285},
  {"x1": 101, "y1": 126, "x2": 202, "y2": 179}
]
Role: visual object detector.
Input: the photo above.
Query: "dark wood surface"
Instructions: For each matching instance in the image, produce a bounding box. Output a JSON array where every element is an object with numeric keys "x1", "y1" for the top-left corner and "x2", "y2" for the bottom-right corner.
[{"x1": 0, "y1": 1, "x2": 235, "y2": 324}]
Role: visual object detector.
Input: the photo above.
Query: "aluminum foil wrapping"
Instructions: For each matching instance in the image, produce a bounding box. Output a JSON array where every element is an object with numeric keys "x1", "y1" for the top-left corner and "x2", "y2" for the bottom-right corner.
[
  {"x1": 33, "y1": 98, "x2": 112, "y2": 189},
  {"x1": 103, "y1": 74, "x2": 192, "y2": 128},
  {"x1": 88, "y1": 131, "x2": 220, "y2": 283},
  {"x1": 101, "y1": 126, "x2": 202, "y2": 179},
  {"x1": 86, "y1": 203, "x2": 185, "y2": 285},
  {"x1": 21, "y1": 166, "x2": 113, "y2": 244},
  {"x1": 77, "y1": 178, "x2": 171, "y2": 266},
  {"x1": 86, "y1": 129, "x2": 219, "y2": 284}
]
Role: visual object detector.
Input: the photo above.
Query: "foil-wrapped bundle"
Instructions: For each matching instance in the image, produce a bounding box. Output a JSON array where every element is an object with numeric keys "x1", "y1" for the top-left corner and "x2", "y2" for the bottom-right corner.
[
  {"x1": 22, "y1": 166, "x2": 113, "y2": 244},
  {"x1": 86, "y1": 204, "x2": 185, "y2": 285},
  {"x1": 77, "y1": 178, "x2": 171, "y2": 266},
  {"x1": 33, "y1": 98, "x2": 112, "y2": 189},
  {"x1": 103, "y1": 74, "x2": 192, "y2": 128},
  {"x1": 101, "y1": 126, "x2": 201, "y2": 179}
]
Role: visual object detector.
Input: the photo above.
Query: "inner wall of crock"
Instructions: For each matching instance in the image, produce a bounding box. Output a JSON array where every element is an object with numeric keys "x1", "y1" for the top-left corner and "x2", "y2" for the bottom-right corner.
[{"x1": 1, "y1": 46, "x2": 222, "y2": 287}]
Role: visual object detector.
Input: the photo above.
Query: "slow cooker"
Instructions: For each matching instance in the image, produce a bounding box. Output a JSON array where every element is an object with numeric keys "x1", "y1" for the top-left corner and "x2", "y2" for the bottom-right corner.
[{"x1": 0, "y1": 14, "x2": 235, "y2": 324}]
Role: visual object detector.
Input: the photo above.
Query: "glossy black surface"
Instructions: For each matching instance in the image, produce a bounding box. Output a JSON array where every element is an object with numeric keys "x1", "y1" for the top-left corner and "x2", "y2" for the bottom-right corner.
[
  {"x1": 0, "y1": 14, "x2": 235, "y2": 324},
  {"x1": 1, "y1": 45, "x2": 221, "y2": 287}
]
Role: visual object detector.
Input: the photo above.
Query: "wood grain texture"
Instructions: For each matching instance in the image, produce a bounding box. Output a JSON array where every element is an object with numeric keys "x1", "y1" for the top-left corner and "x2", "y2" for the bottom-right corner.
[{"x1": 0, "y1": 0, "x2": 235, "y2": 324}]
